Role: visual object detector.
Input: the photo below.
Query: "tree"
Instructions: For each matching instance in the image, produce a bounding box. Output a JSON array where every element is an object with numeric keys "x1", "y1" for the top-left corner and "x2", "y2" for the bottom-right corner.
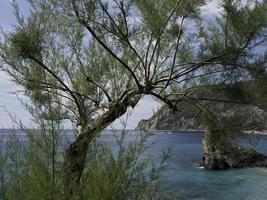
[
  {"x1": 0, "y1": 95, "x2": 167, "y2": 199},
  {"x1": 1, "y1": 0, "x2": 266, "y2": 196}
]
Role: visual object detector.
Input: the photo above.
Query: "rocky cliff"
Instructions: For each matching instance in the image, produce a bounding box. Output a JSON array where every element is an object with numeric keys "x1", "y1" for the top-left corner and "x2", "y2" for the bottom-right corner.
[
  {"x1": 203, "y1": 137, "x2": 267, "y2": 169},
  {"x1": 137, "y1": 101, "x2": 267, "y2": 170},
  {"x1": 136, "y1": 102, "x2": 267, "y2": 132}
]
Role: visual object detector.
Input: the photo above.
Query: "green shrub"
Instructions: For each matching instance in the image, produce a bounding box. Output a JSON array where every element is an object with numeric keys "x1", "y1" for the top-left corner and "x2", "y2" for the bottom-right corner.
[{"x1": 0, "y1": 129, "x2": 168, "y2": 200}]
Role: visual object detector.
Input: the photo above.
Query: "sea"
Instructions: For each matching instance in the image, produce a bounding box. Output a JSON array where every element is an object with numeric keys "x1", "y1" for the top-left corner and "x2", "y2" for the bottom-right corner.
[{"x1": 1, "y1": 129, "x2": 267, "y2": 200}]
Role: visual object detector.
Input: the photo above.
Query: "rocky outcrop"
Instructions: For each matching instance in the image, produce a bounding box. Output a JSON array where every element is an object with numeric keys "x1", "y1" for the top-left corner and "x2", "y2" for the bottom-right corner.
[
  {"x1": 136, "y1": 103, "x2": 205, "y2": 131},
  {"x1": 136, "y1": 102, "x2": 267, "y2": 132},
  {"x1": 136, "y1": 80, "x2": 267, "y2": 169},
  {"x1": 203, "y1": 137, "x2": 267, "y2": 169},
  {"x1": 137, "y1": 101, "x2": 267, "y2": 170}
]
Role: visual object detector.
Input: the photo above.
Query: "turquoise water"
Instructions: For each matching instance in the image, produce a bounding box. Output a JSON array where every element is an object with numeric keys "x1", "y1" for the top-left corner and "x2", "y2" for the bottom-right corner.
[
  {"x1": 143, "y1": 132, "x2": 267, "y2": 200},
  {"x1": 101, "y1": 131, "x2": 267, "y2": 200},
  {"x1": 1, "y1": 130, "x2": 267, "y2": 199}
]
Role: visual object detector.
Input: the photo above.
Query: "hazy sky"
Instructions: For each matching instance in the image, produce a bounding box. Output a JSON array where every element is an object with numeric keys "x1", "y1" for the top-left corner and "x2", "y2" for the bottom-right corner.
[{"x1": 0, "y1": 0, "x2": 221, "y2": 129}]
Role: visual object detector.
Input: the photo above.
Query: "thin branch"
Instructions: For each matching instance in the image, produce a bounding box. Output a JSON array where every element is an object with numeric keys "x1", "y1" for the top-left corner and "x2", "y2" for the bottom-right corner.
[
  {"x1": 50, "y1": 100, "x2": 80, "y2": 119},
  {"x1": 151, "y1": 54, "x2": 171, "y2": 81},
  {"x1": 68, "y1": 43, "x2": 113, "y2": 103},
  {"x1": 175, "y1": 66, "x2": 237, "y2": 84},
  {"x1": 164, "y1": 15, "x2": 186, "y2": 90},
  {"x1": 117, "y1": 0, "x2": 129, "y2": 36},
  {"x1": 99, "y1": 0, "x2": 146, "y2": 70},
  {"x1": 148, "y1": 91, "x2": 178, "y2": 111},
  {"x1": 86, "y1": 76, "x2": 112, "y2": 102},
  {"x1": 148, "y1": 0, "x2": 182, "y2": 78},
  {"x1": 28, "y1": 56, "x2": 83, "y2": 116},
  {"x1": 154, "y1": 53, "x2": 228, "y2": 85},
  {"x1": 71, "y1": 0, "x2": 141, "y2": 88}
]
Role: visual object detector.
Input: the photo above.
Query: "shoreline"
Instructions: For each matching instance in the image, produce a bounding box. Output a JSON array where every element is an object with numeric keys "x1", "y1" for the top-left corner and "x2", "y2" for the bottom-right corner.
[
  {"x1": 139, "y1": 129, "x2": 206, "y2": 134},
  {"x1": 136, "y1": 129, "x2": 267, "y2": 135},
  {"x1": 1, "y1": 128, "x2": 267, "y2": 135}
]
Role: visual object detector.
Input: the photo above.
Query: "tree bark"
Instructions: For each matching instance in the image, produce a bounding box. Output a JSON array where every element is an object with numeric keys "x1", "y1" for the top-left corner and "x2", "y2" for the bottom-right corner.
[{"x1": 62, "y1": 99, "x2": 137, "y2": 198}]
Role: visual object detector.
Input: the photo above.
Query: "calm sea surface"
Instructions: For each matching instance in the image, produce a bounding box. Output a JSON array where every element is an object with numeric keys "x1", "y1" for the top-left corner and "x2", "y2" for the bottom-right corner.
[{"x1": 1, "y1": 129, "x2": 267, "y2": 200}]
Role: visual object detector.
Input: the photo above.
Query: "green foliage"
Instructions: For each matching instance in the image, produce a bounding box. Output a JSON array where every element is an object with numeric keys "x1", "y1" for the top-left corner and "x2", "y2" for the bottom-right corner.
[
  {"x1": 0, "y1": 1, "x2": 266, "y2": 195},
  {"x1": 75, "y1": 132, "x2": 168, "y2": 200},
  {"x1": 0, "y1": 102, "x2": 65, "y2": 200},
  {"x1": 0, "y1": 130, "x2": 167, "y2": 200},
  {"x1": 9, "y1": 23, "x2": 43, "y2": 60},
  {"x1": 200, "y1": 98, "x2": 267, "y2": 146},
  {"x1": 0, "y1": 103, "x2": 167, "y2": 200},
  {"x1": 134, "y1": 0, "x2": 205, "y2": 36},
  {"x1": 223, "y1": 0, "x2": 267, "y2": 42},
  {"x1": 1, "y1": 0, "x2": 266, "y2": 129},
  {"x1": 204, "y1": 112, "x2": 245, "y2": 146},
  {"x1": 199, "y1": 0, "x2": 267, "y2": 65}
]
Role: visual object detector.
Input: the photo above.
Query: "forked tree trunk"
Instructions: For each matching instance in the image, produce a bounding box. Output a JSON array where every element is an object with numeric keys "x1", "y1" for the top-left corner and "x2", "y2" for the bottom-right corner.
[{"x1": 63, "y1": 102, "x2": 130, "y2": 198}]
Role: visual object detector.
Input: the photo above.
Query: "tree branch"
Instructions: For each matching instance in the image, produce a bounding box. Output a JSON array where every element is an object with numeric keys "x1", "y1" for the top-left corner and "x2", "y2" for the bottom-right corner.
[
  {"x1": 71, "y1": 0, "x2": 141, "y2": 88},
  {"x1": 28, "y1": 56, "x2": 84, "y2": 117}
]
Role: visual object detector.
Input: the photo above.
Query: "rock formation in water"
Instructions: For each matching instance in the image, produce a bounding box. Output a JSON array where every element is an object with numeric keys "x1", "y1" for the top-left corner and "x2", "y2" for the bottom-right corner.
[
  {"x1": 136, "y1": 101, "x2": 267, "y2": 169},
  {"x1": 203, "y1": 135, "x2": 267, "y2": 169}
]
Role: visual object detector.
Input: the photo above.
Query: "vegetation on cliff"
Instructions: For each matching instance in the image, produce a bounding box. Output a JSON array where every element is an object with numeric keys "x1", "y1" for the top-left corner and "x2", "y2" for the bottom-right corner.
[{"x1": 136, "y1": 99, "x2": 267, "y2": 132}]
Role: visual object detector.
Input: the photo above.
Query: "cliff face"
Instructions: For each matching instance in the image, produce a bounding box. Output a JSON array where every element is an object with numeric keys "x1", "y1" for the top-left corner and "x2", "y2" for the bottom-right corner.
[
  {"x1": 136, "y1": 102, "x2": 267, "y2": 132},
  {"x1": 137, "y1": 102, "x2": 267, "y2": 170},
  {"x1": 137, "y1": 103, "x2": 204, "y2": 131}
]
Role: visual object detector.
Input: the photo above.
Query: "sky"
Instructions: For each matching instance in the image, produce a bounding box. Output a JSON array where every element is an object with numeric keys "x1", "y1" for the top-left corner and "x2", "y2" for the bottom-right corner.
[{"x1": 0, "y1": 0, "x2": 221, "y2": 129}]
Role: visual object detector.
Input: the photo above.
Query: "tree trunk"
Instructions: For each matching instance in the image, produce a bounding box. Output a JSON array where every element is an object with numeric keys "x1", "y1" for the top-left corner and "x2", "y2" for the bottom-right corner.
[{"x1": 63, "y1": 102, "x2": 130, "y2": 198}]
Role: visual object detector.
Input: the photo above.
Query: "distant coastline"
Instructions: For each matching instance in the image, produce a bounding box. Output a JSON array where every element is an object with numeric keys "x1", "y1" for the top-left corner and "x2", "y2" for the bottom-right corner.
[
  {"x1": 136, "y1": 128, "x2": 267, "y2": 135},
  {"x1": 1, "y1": 128, "x2": 267, "y2": 135},
  {"x1": 138, "y1": 129, "x2": 206, "y2": 133}
]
